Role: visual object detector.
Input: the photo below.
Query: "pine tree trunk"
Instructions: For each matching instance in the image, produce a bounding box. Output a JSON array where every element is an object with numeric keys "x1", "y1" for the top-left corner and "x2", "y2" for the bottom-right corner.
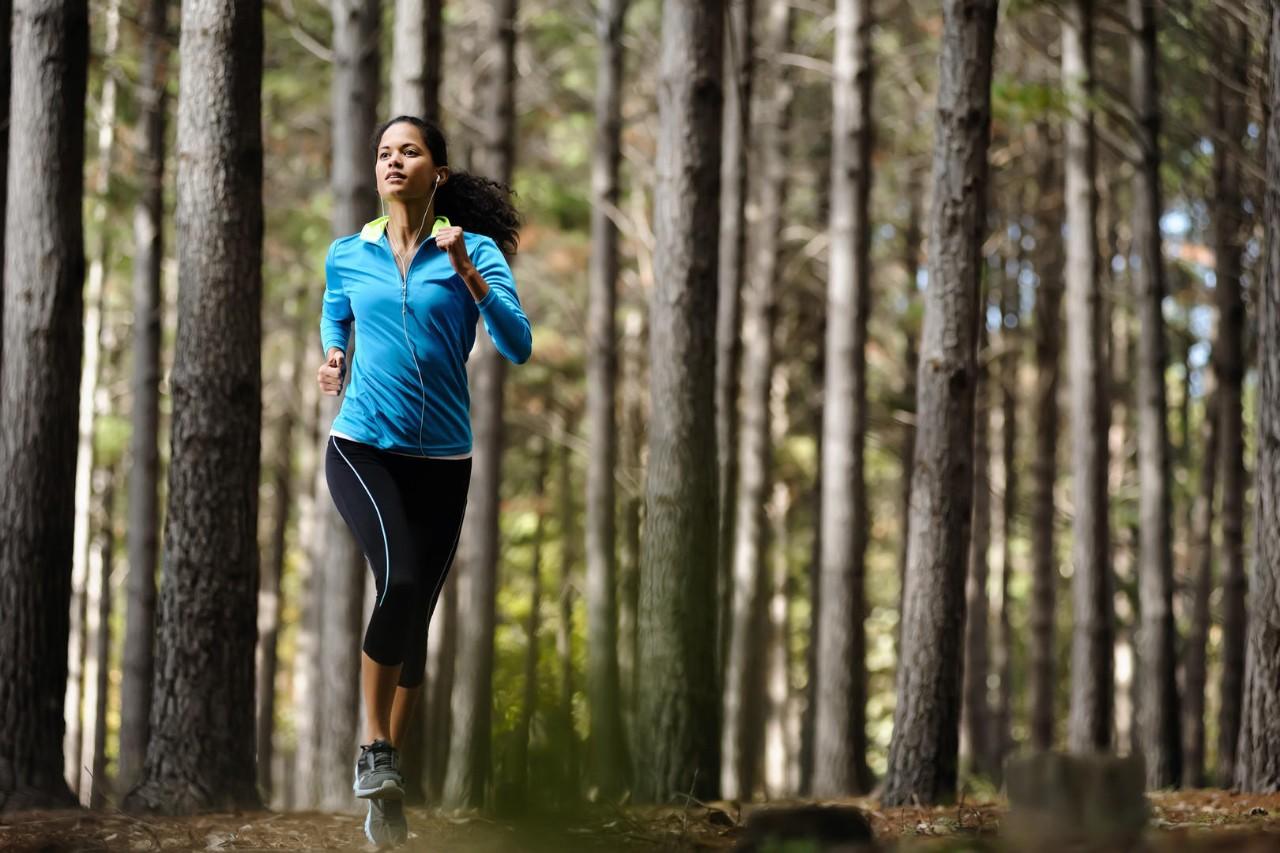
[
  {"x1": 962, "y1": 325, "x2": 992, "y2": 777},
  {"x1": 122, "y1": 0, "x2": 263, "y2": 814},
  {"x1": 444, "y1": 0, "x2": 518, "y2": 809},
  {"x1": 256, "y1": 300, "x2": 304, "y2": 804},
  {"x1": 881, "y1": 0, "x2": 997, "y2": 807},
  {"x1": 1128, "y1": 0, "x2": 1181, "y2": 788},
  {"x1": 119, "y1": 0, "x2": 169, "y2": 794},
  {"x1": 1062, "y1": 0, "x2": 1113, "y2": 755},
  {"x1": 0, "y1": 0, "x2": 10, "y2": 392},
  {"x1": 0, "y1": 0, "x2": 89, "y2": 813},
  {"x1": 514, "y1": 436, "x2": 550, "y2": 801},
  {"x1": 990, "y1": 242, "x2": 1018, "y2": 778},
  {"x1": 763, "y1": 366, "x2": 792, "y2": 798},
  {"x1": 311, "y1": 0, "x2": 382, "y2": 812},
  {"x1": 812, "y1": 0, "x2": 873, "y2": 798},
  {"x1": 391, "y1": 0, "x2": 443, "y2": 120},
  {"x1": 722, "y1": 0, "x2": 791, "y2": 802},
  {"x1": 1212, "y1": 13, "x2": 1249, "y2": 790},
  {"x1": 1182, "y1": 387, "x2": 1218, "y2": 789},
  {"x1": 1029, "y1": 127, "x2": 1062, "y2": 752},
  {"x1": 716, "y1": 0, "x2": 755, "y2": 694},
  {"x1": 87, "y1": 467, "x2": 115, "y2": 810},
  {"x1": 584, "y1": 0, "x2": 632, "y2": 799},
  {"x1": 555, "y1": 412, "x2": 579, "y2": 799},
  {"x1": 1234, "y1": 0, "x2": 1280, "y2": 794},
  {"x1": 897, "y1": 169, "x2": 922, "y2": 658},
  {"x1": 635, "y1": 0, "x2": 724, "y2": 804},
  {"x1": 617, "y1": 309, "x2": 645, "y2": 755}
]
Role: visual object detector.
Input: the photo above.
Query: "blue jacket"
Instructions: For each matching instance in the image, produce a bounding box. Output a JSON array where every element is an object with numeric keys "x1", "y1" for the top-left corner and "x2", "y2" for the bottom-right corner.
[{"x1": 321, "y1": 215, "x2": 532, "y2": 456}]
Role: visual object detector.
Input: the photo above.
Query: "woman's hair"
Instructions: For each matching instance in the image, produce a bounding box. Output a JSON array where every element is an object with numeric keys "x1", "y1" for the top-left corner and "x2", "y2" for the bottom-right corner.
[{"x1": 371, "y1": 115, "x2": 521, "y2": 255}]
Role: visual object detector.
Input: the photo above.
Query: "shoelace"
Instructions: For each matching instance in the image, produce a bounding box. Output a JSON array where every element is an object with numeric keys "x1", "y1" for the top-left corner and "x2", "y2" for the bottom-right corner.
[{"x1": 363, "y1": 741, "x2": 397, "y2": 773}]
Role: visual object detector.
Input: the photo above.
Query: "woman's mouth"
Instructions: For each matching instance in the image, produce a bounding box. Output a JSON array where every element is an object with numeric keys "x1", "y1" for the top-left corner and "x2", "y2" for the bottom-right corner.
[{"x1": 386, "y1": 172, "x2": 406, "y2": 183}]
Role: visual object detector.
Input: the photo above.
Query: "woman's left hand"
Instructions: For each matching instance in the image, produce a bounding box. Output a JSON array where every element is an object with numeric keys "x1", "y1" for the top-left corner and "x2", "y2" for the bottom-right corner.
[{"x1": 435, "y1": 226, "x2": 474, "y2": 277}]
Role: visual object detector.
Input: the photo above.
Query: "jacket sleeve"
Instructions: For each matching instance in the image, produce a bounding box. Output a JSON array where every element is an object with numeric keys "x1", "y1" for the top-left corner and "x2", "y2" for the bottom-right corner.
[
  {"x1": 471, "y1": 237, "x2": 533, "y2": 364},
  {"x1": 320, "y1": 241, "x2": 353, "y2": 355}
]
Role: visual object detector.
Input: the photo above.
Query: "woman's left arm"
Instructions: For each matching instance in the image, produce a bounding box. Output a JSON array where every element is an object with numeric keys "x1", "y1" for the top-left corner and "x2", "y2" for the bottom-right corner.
[{"x1": 442, "y1": 229, "x2": 532, "y2": 364}]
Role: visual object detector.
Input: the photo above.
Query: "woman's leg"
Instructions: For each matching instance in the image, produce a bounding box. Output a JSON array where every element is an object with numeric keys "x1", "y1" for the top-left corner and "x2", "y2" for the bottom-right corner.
[
  {"x1": 326, "y1": 437, "x2": 425, "y2": 745},
  {"x1": 389, "y1": 684, "x2": 422, "y2": 746}
]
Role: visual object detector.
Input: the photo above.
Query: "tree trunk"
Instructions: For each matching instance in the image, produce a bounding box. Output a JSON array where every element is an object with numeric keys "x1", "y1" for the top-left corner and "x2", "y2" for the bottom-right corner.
[
  {"x1": 256, "y1": 298, "x2": 305, "y2": 804},
  {"x1": 0, "y1": 0, "x2": 89, "y2": 813},
  {"x1": 555, "y1": 411, "x2": 580, "y2": 800},
  {"x1": 617, "y1": 308, "x2": 645, "y2": 756},
  {"x1": 1029, "y1": 127, "x2": 1062, "y2": 752},
  {"x1": 1062, "y1": 0, "x2": 1113, "y2": 755},
  {"x1": 0, "y1": 0, "x2": 10, "y2": 395},
  {"x1": 1128, "y1": 0, "x2": 1181, "y2": 789},
  {"x1": 444, "y1": 0, "x2": 518, "y2": 809},
  {"x1": 310, "y1": 0, "x2": 382, "y2": 813},
  {"x1": 962, "y1": 324, "x2": 991, "y2": 777},
  {"x1": 1212, "y1": 13, "x2": 1249, "y2": 790},
  {"x1": 635, "y1": 0, "x2": 723, "y2": 804},
  {"x1": 120, "y1": 0, "x2": 170, "y2": 795},
  {"x1": 896, "y1": 168, "x2": 922, "y2": 659},
  {"x1": 990, "y1": 236, "x2": 1019, "y2": 778},
  {"x1": 122, "y1": 0, "x2": 263, "y2": 814},
  {"x1": 514, "y1": 436, "x2": 551, "y2": 800},
  {"x1": 584, "y1": 0, "x2": 632, "y2": 800},
  {"x1": 1234, "y1": 0, "x2": 1280, "y2": 793},
  {"x1": 881, "y1": 0, "x2": 997, "y2": 807},
  {"x1": 716, "y1": 0, "x2": 755, "y2": 697},
  {"x1": 722, "y1": 0, "x2": 791, "y2": 802},
  {"x1": 1182, "y1": 387, "x2": 1218, "y2": 789},
  {"x1": 763, "y1": 366, "x2": 792, "y2": 798},
  {"x1": 86, "y1": 466, "x2": 116, "y2": 810},
  {"x1": 391, "y1": 0, "x2": 444, "y2": 120},
  {"x1": 812, "y1": 0, "x2": 873, "y2": 799}
]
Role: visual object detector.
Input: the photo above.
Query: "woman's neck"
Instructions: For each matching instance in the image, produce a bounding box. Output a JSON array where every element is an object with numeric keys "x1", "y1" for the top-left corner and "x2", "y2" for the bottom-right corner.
[{"x1": 386, "y1": 198, "x2": 435, "y2": 254}]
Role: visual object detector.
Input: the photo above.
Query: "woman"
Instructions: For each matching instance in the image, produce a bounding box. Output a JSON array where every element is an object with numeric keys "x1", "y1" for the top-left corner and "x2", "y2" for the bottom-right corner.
[{"x1": 317, "y1": 115, "x2": 531, "y2": 846}]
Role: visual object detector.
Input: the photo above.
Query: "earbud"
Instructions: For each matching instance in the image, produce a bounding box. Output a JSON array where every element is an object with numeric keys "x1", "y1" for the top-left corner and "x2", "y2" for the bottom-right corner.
[{"x1": 435, "y1": 174, "x2": 441, "y2": 184}]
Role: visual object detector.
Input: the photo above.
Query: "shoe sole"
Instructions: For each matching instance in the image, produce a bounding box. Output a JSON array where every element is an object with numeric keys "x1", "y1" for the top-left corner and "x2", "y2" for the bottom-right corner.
[{"x1": 354, "y1": 778, "x2": 405, "y2": 800}]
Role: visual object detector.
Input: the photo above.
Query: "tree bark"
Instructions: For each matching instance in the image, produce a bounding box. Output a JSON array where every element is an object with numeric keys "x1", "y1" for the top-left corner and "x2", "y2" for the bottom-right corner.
[
  {"x1": 962, "y1": 324, "x2": 991, "y2": 776},
  {"x1": 584, "y1": 0, "x2": 632, "y2": 799},
  {"x1": 1062, "y1": 0, "x2": 1113, "y2": 755},
  {"x1": 1029, "y1": 127, "x2": 1062, "y2": 752},
  {"x1": 1234, "y1": 0, "x2": 1280, "y2": 794},
  {"x1": 86, "y1": 467, "x2": 115, "y2": 810},
  {"x1": 635, "y1": 0, "x2": 723, "y2": 804},
  {"x1": 256, "y1": 297, "x2": 305, "y2": 804},
  {"x1": 721, "y1": 0, "x2": 791, "y2": 802},
  {"x1": 311, "y1": 0, "x2": 382, "y2": 812},
  {"x1": 120, "y1": 0, "x2": 170, "y2": 794},
  {"x1": 716, "y1": 0, "x2": 755, "y2": 697},
  {"x1": 514, "y1": 436, "x2": 551, "y2": 800},
  {"x1": 391, "y1": 0, "x2": 444, "y2": 121},
  {"x1": 1182, "y1": 387, "x2": 1218, "y2": 789},
  {"x1": 1128, "y1": 0, "x2": 1181, "y2": 788},
  {"x1": 0, "y1": 0, "x2": 10, "y2": 396},
  {"x1": 812, "y1": 0, "x2": 874, "y2": 799},
  {"x1": 881, "y1": 0, "x2": 997, "y2": 807},
  {"x1": 123, "y1": 0, "x2": 263, "y2": 814},
  {"x1": 1212, "y1": 12, "x2": 1249, "y2": 790},
  {"x1": 444, "y1": 0, "x2": 518, "y2": 809},
  {"x1": 0, "y1": 0, "x2": 88, "y2": 814}
]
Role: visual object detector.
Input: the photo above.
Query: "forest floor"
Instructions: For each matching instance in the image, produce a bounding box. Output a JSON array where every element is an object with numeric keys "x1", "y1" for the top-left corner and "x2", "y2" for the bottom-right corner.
[{"x1": 3, "y1": 790, "x2": 1280, "y2": 851}]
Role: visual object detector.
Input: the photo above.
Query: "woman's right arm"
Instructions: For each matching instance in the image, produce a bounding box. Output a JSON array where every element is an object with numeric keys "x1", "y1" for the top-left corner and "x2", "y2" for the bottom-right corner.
[{"x1": 318, "y1": 242, "x2": 351, "y2": 395}]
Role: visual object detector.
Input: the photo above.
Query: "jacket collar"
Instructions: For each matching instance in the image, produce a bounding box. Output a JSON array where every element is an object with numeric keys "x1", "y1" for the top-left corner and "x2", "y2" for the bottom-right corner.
[{"x1": 359, "y1": 214, "x2": 452, "y2": 244}]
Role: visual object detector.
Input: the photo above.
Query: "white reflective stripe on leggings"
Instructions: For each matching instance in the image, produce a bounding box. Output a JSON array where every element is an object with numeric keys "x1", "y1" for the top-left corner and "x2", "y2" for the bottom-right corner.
[{"x1": 332, "y1": 436, "x2": 392, "y2": 608}]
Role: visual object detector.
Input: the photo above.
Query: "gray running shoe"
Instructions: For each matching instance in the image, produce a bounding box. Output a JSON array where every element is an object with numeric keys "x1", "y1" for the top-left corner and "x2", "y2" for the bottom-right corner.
[
  {"x1": 364, "y1": 797, "x2": 409, "y2": 847},
  {"x1": 353, "y1": 739, "x2": 404, "y2": 800}
]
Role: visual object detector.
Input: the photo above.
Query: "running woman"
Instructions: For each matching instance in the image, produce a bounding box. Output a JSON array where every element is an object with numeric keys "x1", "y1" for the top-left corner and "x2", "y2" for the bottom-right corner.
[{"x1": 316, "y1": 115, "x2": 531, "y2": 846}]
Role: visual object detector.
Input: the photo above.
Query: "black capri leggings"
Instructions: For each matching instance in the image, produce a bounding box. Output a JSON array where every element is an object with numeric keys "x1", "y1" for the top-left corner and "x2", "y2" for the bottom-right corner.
[{"x1": 325, "y1": 435, "x2": 471, "y2": 688}]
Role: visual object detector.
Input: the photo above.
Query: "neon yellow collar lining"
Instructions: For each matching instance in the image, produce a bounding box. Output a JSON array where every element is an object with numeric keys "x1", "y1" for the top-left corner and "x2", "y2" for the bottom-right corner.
[{"x1": 359, "y1": 214, "x2": 451, "y2": 243}]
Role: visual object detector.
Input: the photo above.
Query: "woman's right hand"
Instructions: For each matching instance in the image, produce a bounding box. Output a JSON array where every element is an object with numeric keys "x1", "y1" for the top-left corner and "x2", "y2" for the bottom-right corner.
[{"x1": 317, "y1": 348, "x2": 346, "y2": 396}]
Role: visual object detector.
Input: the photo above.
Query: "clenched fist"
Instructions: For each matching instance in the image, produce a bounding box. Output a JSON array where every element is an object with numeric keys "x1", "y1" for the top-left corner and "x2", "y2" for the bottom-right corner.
[{"x1": 317, "y1": 347, "x2": 346, "y2": 396}]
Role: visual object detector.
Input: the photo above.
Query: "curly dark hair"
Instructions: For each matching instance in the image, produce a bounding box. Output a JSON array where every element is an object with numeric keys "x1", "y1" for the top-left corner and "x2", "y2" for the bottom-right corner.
[{"x1": 371, "y1": 116, "x2": 521, "y2": 255}]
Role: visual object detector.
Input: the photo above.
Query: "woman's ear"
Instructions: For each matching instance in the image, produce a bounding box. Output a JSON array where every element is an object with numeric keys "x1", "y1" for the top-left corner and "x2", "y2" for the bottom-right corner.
[{"x1": 436, "y1": 167, "x2": 449, "y2": 187}]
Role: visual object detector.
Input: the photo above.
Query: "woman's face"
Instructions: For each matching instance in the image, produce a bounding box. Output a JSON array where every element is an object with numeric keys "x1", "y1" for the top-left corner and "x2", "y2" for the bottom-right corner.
[{"x1": 375, "y1": 122, "x2": 440, "y2": 201}]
